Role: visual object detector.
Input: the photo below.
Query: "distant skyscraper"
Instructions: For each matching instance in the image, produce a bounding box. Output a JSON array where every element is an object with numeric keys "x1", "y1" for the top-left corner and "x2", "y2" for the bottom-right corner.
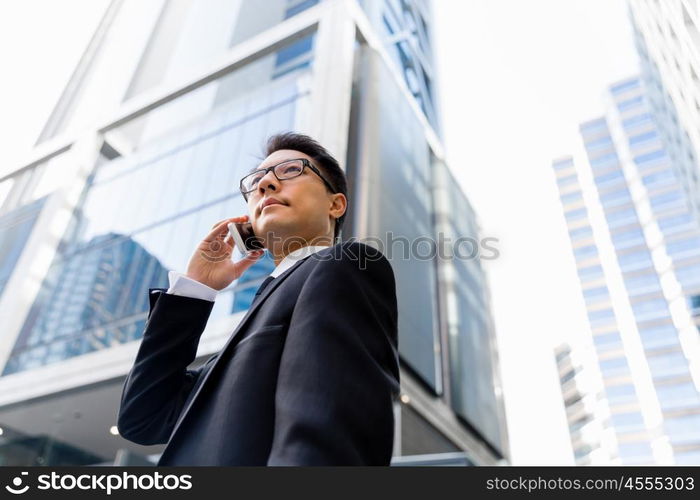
[
  {"x1": 628, "y1": 0, "x2": 700, "y2": 225},
  {"x1": 552, "y1": 76, "x2": 700, "y2": 465},
  {"x1": 0, "y1": 0, "x2": 506, "y2": 465},
  {"x1": 554, "y1": 340, "x2": 617, "y2": 465},
  {"x1": 3, "y1": 232, "x2": 169, "y2": 375}
]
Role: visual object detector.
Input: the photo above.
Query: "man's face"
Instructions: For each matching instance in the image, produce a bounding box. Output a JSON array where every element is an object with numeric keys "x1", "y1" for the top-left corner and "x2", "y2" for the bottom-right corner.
[{"x1": 245, "y1": 149, "x2": 344, "y2": 246}]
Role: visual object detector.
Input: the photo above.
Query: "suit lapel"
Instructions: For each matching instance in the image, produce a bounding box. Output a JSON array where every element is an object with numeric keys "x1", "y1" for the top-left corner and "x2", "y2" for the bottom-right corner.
[{"x1": 166, "y1": 253, "x2": 316, "y2": 441}]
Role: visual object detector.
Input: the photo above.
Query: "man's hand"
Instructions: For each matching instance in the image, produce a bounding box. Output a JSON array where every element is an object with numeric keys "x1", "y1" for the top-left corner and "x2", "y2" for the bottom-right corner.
[{"x1": 184, "y1": 215, "x2": 264, "y2": 290}]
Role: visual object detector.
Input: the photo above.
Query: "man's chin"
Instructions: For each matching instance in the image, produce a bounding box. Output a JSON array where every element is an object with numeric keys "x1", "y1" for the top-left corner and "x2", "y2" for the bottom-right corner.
[{"x1": 256, "y1": 219, "x2": 298, "y2": 241}]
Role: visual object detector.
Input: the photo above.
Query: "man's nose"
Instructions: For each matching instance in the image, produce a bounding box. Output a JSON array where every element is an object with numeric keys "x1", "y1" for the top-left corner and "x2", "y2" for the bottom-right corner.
[{"x1": 257, "y1": 169, "x2": 279, "y2": 196}]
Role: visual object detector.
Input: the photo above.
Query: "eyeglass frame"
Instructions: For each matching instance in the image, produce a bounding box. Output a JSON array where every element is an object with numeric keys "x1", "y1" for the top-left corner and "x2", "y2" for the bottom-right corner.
[{"x1": 239, "y1": 158, "x2": 337, "y2": 202}]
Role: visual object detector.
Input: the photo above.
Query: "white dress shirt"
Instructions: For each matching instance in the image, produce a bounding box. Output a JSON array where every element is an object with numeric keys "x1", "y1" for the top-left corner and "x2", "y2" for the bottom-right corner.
[{"x1": 166, "y1": 245, "x2": 331, "y2": 302}]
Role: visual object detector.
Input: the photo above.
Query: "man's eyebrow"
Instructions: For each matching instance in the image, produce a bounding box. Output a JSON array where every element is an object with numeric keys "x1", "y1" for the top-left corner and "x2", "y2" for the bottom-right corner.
[{"x1": 247, "y1": 162, "x2": 271, "y2": 175}]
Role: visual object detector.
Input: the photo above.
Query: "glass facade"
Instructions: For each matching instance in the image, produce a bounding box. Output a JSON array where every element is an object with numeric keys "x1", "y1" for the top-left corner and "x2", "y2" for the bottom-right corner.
[
  {"x1": 345, "y1": 42, "x2": 505, "y2": 455},
  {"x1": 5, "y1": 43, "x2": 313, "y2": 375},
  {"x1": 433, "y1": 158, "x2": 504, "y2": 452},
  {"x1": 40, "y1": 0, "x2": 322, "y2": 142},
  {"x1": 347, "y1": 45, "x2": 440, "y2": 392},
  {"x1": 358, "y1": 0, "x2": 439, "y2": 135},
  {"x1": 0, "y1": 197, "x2": 46, "y2": 298}
]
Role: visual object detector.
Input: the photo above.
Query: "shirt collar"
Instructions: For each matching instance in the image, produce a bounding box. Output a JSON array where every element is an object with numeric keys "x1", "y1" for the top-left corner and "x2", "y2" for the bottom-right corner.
[{"x1": 269, "y1": 245, "x2": 331, "y2": 278}]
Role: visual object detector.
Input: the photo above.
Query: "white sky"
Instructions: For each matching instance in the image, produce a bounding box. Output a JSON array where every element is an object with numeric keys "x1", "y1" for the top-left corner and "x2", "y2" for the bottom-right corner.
[{"x1": 0, "y1": 0, "x2": 640, "y2": 465}]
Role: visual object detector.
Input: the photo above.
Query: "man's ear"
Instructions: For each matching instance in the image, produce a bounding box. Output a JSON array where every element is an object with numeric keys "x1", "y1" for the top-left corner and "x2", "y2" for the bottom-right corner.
[{"x1": 329, "y1": 193, "x2": 347, "y2": 219}]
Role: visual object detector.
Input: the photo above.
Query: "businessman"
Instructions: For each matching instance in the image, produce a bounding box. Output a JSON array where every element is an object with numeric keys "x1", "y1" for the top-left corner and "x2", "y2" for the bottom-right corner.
[{"x1": 117, "y1": 132, "x2": 400, "y2": 465}]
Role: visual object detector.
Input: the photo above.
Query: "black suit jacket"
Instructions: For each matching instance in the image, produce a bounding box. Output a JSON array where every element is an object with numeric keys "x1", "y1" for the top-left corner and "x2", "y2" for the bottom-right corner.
[{"x1": 117, "y1": 240, "x2": 400, "y2": 465}]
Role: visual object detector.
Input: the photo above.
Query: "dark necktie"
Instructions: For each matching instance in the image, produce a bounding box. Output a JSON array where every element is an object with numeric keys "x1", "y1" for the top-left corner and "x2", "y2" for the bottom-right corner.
[{"x1": 253, "y1": 275, "x2": 275, "y2": 302}]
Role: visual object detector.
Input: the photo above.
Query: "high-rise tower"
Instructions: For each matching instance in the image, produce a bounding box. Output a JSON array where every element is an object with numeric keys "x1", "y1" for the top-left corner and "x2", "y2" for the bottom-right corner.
[{"x1": 553, "y1": 76, "x2": 700, "y2": 465}]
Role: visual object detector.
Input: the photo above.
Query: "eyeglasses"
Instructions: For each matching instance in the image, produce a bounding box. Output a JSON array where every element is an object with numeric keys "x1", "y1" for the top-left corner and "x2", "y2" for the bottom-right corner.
[{"x1": 239, "y1": 158, "x2": 337, "y2": 202}]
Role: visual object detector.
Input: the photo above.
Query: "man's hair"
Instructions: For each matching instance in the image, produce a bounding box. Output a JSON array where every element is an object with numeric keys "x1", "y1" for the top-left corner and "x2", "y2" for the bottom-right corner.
[{"x1": 263, "y1": 132, "x2": 348, "y2": 241}]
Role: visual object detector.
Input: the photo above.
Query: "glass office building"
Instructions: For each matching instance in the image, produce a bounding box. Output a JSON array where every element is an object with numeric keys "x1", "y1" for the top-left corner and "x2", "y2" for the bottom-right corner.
[
  {"x1": 552, "y1": 76, "x2": 700, "y2": 465},
  {"x1": 0, "y1": 0, "x2": 507, "y2": 465},
  {"x1": 554, "y1": 340, "x2": 618, "y2": 465},
  {"x1": 627, "y1": 0, "x2": 700, "y2": 224}
]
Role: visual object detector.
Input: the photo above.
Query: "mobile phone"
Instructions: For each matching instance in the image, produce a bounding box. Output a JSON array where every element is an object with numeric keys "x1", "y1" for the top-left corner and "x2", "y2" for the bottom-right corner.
[{"x1": 228, "y1": 222, "x2": 264, "y2": 254}]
